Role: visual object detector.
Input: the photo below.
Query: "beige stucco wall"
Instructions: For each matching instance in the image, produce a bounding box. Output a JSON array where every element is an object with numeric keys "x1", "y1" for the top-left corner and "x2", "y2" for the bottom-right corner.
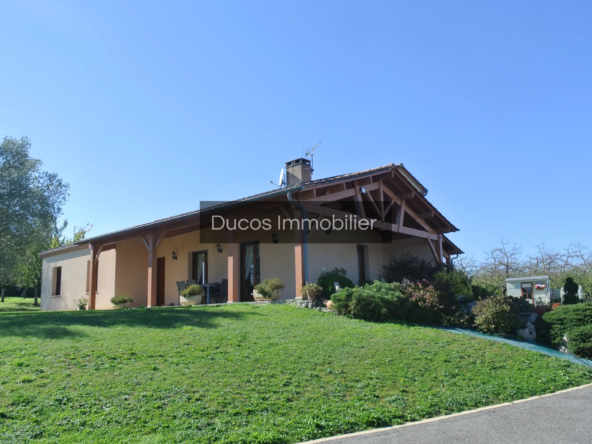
[
  {"x1": 41, "y1": 248, "x2": 90, "y2": 311},
  {"x1": 94, "y1": 248, "x2": 117, "y2": 310},
  {"x1": 114, "y1": 237, "x2": 149, "y2": 308},
  {"x1": 41, "y1": 247, "x2": 116, "y2": 311},
  {"x1": 41, "y1": 219, "x2": 447, "y2": 311}
]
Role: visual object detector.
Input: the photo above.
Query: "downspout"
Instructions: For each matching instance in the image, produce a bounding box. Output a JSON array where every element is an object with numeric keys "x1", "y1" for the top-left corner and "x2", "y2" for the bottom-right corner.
[{"x1": 286, "y1": 191, "x2": 309, "y2": 284}]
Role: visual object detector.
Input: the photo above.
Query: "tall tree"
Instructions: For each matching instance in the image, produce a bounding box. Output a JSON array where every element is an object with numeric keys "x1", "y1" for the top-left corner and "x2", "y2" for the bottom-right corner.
[{"x1": 0, "y1": 136, "x2": 69, "y2": 296}]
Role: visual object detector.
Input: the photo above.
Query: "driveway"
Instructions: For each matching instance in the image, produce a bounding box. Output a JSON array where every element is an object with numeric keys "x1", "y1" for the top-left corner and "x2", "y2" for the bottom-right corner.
[{"x1": 305, "y1": 384, "x2": 592, "y2": 444}]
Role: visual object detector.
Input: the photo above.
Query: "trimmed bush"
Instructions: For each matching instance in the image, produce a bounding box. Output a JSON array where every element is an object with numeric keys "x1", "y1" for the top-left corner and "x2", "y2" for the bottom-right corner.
[
  {"x1": 473, "y1": 295, "x2": 523, "y2": 335},
  {"x1": 434, "y1": 269, "x2": 473, "y2": 300},
  {"x1": 110, "y1": 295, "x2": 134, "y2": 305},
  {"x1": 380, "y1": 252, "x2": 444, "y2": 283},
  {"x1": 317, "y1": 268, "x2": 354, "y2": 299},
  {"x1": 563, "y1": 277, "x2": 580, "y2": 305},
  {"x1": 254, "y1": 278, "x2": 284, "y2": 299},
  {"x1": 567, "y1": 325, "x2": 592, "y2": 358},
  {"x1": 331, "y1": 282, "x2": 412, "y2": 322},
  {"x1": 535, "y1": 302, "x2": 592, "y2": 354},
  {"x1": 181, "y1": 285, "x2": 203, "y2": 297}
]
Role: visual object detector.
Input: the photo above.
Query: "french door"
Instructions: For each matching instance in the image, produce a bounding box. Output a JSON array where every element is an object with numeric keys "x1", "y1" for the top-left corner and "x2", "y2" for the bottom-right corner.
[
  {"x1": 191, "y1": 251, "x2": 208, "y2": 285},
  {"x1": 240, "y1": 242, "x2": 260, "y2": 302}
]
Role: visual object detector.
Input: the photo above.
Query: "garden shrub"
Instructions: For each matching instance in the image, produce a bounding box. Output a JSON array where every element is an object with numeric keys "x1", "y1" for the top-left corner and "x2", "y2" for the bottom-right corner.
[
  {"x1": 535, "y1": 302, "x2": 592, "y2": 355},
  {"x1": 110, "y1": 295, "x2": 134, "y2": 305},
  {"x1": 563, "y1": 277, "x2": 580, "y2": 305},
  {"x1": 472, "y1": 295, "x2": 523, "y2": 335},
  {"x1": 471, "y1": 283, "x2": 497, "y2": 299},
  {"x1": 331, "y1": 282, "x2": 412, "y2": 322},
  {"x1": 400, "y1": 279, "x2": 447, "y2": 325},
  {"x1": 511, "y1": 297, "x2": 535, "y2": 314},
  {"x1": 317, "y1": 268, "x2": 354, "y2": 299},
  {"x1": 434, "y1": 269, "x2": 473, "y2": 300},
  {"x1": 566, "y1": 325, "x2": 592, "y2": 358},
  {"x1": 380, "y1": 252, "x2": 444, "y2": 283},
  {"x1": 254, "y1": 278, "x2": 284, "y2": 299},
  {"x1": 180, "y1": 284, "x2": 203, "y2": 297}
]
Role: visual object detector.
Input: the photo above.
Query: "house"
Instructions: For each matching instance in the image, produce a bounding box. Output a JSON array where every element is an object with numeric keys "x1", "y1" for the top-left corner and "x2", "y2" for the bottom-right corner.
[
  {"x1": 40, "y1": 159, "x2": 463, "y2": 311},
  {"x1": 505, "y1": 276, "x2": 551, "y2": 306}
]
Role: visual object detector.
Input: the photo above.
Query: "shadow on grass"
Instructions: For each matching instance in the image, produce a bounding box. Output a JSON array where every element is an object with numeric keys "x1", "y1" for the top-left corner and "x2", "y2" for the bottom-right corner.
[{"x1": 0, "y1": 306, "x2": 258, "y2": 340}]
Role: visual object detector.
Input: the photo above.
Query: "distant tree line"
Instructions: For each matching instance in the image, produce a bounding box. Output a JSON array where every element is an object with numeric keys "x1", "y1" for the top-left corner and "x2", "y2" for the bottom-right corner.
[{"x1": 456, "y1": 239, "x2": 592, "y2": 296}]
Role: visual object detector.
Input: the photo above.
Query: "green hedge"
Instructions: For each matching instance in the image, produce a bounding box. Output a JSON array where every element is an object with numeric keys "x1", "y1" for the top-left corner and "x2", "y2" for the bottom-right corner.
[
  {"x1": 535, "y1": 302, "x2": 592, "y2": 358},
  {"x1": 331, "y1": 282, "x2": 412, "y2": 322}
]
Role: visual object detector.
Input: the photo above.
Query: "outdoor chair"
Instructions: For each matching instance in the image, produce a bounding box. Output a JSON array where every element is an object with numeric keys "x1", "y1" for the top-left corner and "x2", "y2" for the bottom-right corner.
[
  {"x1": 176, "y1": 281, "x2": 188, "y2": 306},
  {"x1": 186, "y1": 279, "x2": 197, "y2": 287},
  {"x1": 210, "y1": 279, "x2": 228, "y2": 304}
]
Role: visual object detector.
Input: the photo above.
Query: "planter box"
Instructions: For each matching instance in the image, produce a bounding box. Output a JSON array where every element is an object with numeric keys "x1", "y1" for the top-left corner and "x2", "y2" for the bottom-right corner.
[
  {"x1": 112, "y1": 301, "x2": 133, "y2": 309},
  {"x1": 253, "y1": 289, "x2": 281, "y2": 301},
  {"x1": 180, "y1": 295, "x2": 203, "y2": 306}
]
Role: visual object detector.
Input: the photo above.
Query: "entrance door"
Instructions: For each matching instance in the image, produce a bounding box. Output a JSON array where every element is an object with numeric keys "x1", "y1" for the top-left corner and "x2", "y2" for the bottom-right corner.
[
  {"x1": 521, "y1": 282, "x2": 533, "y2": 302},
  {"x1": 191, "y1": 251, "x2": 208, "y2": 285},
  {"x1": 157, "y1": 257, "x2": 166, "y2": 306},
  {"x1": 240, "y1": 242, "x2": 260, "y2": 301}
]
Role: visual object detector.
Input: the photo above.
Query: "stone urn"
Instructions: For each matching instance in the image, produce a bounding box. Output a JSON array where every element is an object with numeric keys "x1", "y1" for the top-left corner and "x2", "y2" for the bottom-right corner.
[
  {"x1": 112, "y1": 301, "x2": 133, "y2": 309},
  {"x1": 253, "y1": 289, "x2": 281, "y2": 301},
  {"x1": 180, "y1": 295, "x2": 203, "y2": 306}
]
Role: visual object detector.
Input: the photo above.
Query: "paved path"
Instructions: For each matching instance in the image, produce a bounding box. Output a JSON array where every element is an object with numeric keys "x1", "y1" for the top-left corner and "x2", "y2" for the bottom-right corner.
[{"x1": 305, "y1": 384, "x2": 592, "y2": 444}]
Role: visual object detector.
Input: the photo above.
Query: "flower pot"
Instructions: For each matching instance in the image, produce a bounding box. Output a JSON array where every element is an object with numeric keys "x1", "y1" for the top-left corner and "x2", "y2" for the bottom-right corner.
[
  {"x1": 112, "y1": 301, "x2": 133, "y2": 309},
  {"x1": 253, "y1": 289, "x2": 281, "y2": 301},
  {"x1": 77, "y1": 306, "x2": 87, "y2": 311},
  {"x1": 307, "y1": 292, "x2": 322, "y2": 301},
  {"x1": 180, "y1": 294, "x2": 202, "y2": 306}
]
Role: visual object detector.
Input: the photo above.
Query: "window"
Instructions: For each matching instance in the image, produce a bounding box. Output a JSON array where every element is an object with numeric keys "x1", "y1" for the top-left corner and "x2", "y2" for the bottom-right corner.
[
  {"x1": 52, "y1": 267, "x2": 62, "y2": 296},
  {"x1": 521, "y1": 282, "x2": 533, "y2": 301}
]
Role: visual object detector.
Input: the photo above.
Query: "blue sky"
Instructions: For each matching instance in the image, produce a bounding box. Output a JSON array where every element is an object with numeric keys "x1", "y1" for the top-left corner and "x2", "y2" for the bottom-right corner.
[{"x1": 1, "y1": 0, "x2": 590, "y2": 261}]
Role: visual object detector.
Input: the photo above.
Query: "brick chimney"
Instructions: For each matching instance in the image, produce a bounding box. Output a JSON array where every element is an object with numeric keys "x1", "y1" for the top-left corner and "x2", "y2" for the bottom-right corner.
[{"x1": 285, "y1": 158, "x2": 312, "y2": 186}]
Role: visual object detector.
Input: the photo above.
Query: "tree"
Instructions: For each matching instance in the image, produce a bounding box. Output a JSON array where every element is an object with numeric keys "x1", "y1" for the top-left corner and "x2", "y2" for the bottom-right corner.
[{"x1": 0, "y1": 136, "x2": 69, "y2": 298}]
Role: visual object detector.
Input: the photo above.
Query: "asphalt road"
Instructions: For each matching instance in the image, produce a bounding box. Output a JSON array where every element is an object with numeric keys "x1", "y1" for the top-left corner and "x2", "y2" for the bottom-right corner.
[{"x1": 305, "y1": 384, "x2": 592, "y2": 444}]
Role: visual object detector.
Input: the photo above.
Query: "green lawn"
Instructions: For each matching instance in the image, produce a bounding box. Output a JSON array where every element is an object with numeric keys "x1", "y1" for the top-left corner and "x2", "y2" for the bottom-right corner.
[
  {"x1": 0, "y1": 297, "x2": 40, "y2": 313},
  {"x1": 0, "y1": 305, "x2": 591, "y2": 443}
]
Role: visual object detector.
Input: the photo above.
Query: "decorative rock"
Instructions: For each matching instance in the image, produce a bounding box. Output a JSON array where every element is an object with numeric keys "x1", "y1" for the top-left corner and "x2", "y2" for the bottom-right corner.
[
  {"x1": 528, "y1": 313, "x2": 538, "y2": 324},
  {"x1": 517, "y1": 322, "x2": 536, "y2": 341}
]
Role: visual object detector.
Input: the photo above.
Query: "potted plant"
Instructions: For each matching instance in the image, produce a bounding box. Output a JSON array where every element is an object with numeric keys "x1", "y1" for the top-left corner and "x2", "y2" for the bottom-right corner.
[
  {"x1": 253, "y1": 278, "x2": 284, "y2": 301},
  {"x1": 180, "y1": 284, "x2": 203, "y2": 306},
  {"x1": 75, "y1": 297, "x2": 88, "y2": 311},
  {"x1": 301, "y1": 282, "x2": 323, "y2": 300},
  {"x1": 111, "y1": 295, "x2": 134, "y2": 309}
]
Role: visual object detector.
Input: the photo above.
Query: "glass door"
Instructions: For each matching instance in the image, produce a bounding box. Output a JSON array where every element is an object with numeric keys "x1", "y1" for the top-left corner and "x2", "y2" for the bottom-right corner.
[
  {"x1": 191, "y1": 251, "x2": 208, "y2": 285},
  {"x1": 240, "y1": 242, "x2": 260, "y2": 301}
]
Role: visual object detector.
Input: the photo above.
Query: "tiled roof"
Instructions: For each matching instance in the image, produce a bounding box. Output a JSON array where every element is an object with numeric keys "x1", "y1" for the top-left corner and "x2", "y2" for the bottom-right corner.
[{"x1": 40, "y1": 163, "x2": 459, "y2": 256}]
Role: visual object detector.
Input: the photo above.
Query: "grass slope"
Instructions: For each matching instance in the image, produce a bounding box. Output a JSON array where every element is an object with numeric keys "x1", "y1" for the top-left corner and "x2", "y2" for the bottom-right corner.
[
  {"x1": 0, "y1": 297, "x2": 40, "y2": 313},
  {"x1": 0, "y1": 304, "x2": 591, "y2": 443}
]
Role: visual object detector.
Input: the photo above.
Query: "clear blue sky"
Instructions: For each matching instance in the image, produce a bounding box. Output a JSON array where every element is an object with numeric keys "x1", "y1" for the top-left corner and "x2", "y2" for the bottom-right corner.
[{"x1": 1, "y1": 1, "x2": 590, "y2": 261}]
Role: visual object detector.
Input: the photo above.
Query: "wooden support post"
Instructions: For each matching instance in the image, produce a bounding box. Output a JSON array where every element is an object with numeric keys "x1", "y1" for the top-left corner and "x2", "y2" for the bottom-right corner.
[
  {"x1": 88, "y1": 243, "x2": 99, "y2": 309},
  {"x1": 436, "y1": 234, "x2": 443, "y2": 264},
  {"x1": 294, "y1": 209, "x2": 305, "y2": 299},
  {"x1": 227, "y1": 232, "x2": 240, "y2": 303},
  {"x1": 143, "y1": 230, "x2": 166, "y2": 307},
  {"x1": 397, "y1": 200, "x2": 406, "y2": 232}
]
